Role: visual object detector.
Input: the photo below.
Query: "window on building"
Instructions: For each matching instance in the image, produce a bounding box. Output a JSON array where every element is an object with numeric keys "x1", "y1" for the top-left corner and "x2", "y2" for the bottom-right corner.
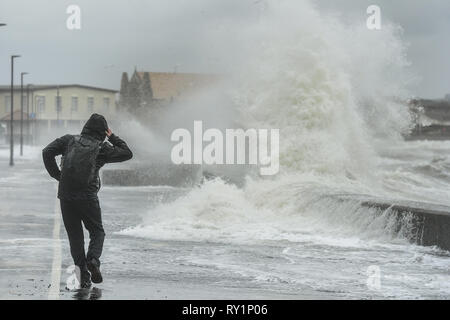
[
  {"x1": 71, "y1": 97, "x2": 78, "y2": 112},
  {"x1": 55, "y1": 96, "x2": 62, "y2": 112},
  {"x1": 87, "y1": 97, "x2": 94, "y2": 113},
  {"x1": 4, "y1": 96, "x2": 10, "y2": 113},
  {"x1": 103, "y1": 97, "x2": 110, "y2": 110},
  {"x1": 36, "y1": 96, "x2": 46, "y2": 113}
]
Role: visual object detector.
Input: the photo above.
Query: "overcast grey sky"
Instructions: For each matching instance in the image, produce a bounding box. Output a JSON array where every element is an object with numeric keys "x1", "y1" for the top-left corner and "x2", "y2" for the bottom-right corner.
[{"x1": 0, "y1": 0, "x2": 448, "y2": 98}]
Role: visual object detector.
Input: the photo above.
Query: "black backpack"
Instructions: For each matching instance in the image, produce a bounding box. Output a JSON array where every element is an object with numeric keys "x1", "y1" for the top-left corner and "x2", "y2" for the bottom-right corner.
[{"x1": 60, "y1": 135, "x2": 101, "y2": 191}]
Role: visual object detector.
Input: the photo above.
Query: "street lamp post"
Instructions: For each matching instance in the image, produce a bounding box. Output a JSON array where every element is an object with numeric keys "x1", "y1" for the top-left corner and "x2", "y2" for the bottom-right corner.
[
  {"x1": 26, "y1": 84, "x2": 31, "y2": 145},
  {"x1": 56, "y1": 85, "x2": 61, "y2": 124},
  {"x1": 10, "y1": 55, "x2": 21, "y2": 167},
  {"x1": 31, "y1": 86, "x2": 36, "y2": 145},
  {"x1": 20, "y1": 72, "x2": 29, "y2": 156}
]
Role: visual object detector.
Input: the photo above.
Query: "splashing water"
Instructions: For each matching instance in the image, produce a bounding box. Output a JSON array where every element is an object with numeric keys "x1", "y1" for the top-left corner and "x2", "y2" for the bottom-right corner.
[
  {"x1": 119, "y1": 0, "x2": 450, "y2": 298},
  {"x1": 121, "y1": 0, "x2": 419, "y2": 242}
]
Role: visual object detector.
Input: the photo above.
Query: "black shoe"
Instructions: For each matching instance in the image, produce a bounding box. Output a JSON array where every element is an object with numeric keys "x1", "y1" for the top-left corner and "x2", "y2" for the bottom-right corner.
[
  {"x1": 80, "y1": 278, "x2": 92, "y2": 289},
  {"x1": 87, "y1": 259, "x2": 103, "y2": 284},
  {"x1": 79, "y1": 268, "x2": 92, "y2": 289}
]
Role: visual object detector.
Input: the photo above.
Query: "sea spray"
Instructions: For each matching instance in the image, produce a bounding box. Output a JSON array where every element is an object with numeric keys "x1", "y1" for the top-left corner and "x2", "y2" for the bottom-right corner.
[{"x1": 120, "y1": 0, "x2": 418, "y2": 244}]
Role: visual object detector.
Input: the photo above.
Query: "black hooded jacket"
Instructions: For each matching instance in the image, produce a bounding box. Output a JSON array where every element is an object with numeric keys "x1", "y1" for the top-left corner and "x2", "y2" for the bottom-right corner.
[{"x1": 42, "y1": 114, "x2": 133, "y2": 200}]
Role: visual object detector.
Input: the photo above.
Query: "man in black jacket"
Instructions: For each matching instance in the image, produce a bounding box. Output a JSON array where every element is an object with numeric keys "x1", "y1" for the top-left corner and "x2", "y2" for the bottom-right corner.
[{"x1": 42, "y1": 114, "x2": 132, "y2": 288}]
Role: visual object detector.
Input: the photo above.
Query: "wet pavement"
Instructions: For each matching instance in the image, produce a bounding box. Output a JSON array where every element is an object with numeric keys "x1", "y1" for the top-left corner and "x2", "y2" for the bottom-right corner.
[
  {"x1": 2, "y1": 146, "x2": 449, "y2": 300},
  {"x1": 0, "y1": 147, "x2": 314, "y2": 300}
]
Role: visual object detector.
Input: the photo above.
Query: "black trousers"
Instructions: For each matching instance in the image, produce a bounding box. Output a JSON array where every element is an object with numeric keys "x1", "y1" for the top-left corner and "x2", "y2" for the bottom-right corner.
[{"x1": 60, "y1": 199, "x2": 105, "y2": 269}]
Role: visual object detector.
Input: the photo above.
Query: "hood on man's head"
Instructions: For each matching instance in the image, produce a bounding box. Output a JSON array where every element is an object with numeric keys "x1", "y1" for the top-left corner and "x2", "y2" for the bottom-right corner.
[{"x1": 81, "y1": 113, "x2": 108, "y2": 141}]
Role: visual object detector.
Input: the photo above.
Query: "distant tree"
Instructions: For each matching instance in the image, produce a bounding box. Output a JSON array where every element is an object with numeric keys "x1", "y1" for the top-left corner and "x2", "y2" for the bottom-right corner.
[
  {"x1": 119, "y1": 72, "x2": 130, "y2": 109},
  {"x1": 128, "y1": 68, "x2": 142, "y2": 112},
  {"x1": 140, "y1": 72, "x2": 154, "y2": 108}
]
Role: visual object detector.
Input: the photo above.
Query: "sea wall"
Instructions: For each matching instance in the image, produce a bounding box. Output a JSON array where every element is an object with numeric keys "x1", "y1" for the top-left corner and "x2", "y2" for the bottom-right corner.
[
  {"x1": 102, "y1": 164, "x2": 201, "y2": 187},
  {"x1": 361, "y1": 200, "x2": 450, "y2": 251}
]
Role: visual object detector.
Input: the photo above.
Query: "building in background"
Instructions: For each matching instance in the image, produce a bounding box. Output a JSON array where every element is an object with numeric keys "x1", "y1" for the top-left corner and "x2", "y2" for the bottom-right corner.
[
  {"x1": 0, "y1": 84, "x2": 117, "y2": 145},
  {"x1": 409, "y1": 98, "x2": 450, "y2": 140},
  {"x1": 119, "y1": 69, "x2": 220, "y2": 113}
]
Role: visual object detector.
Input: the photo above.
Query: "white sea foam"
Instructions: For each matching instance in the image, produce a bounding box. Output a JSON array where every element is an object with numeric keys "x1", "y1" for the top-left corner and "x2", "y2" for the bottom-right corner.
[{"x1": 119, "y1": 0, "x2": 426, "y2": 244}]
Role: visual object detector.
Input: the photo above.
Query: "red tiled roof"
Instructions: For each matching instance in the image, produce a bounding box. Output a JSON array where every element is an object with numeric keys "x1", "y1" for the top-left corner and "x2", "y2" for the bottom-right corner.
[{"x1": 137, "y1": 72, "x2": 220, "y2": 100}]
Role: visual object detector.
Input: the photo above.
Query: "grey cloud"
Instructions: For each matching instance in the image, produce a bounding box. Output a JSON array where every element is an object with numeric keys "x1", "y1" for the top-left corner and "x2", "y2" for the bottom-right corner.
[{"x1": 0, "y1": 0, "x2": 448, "y2": 98}]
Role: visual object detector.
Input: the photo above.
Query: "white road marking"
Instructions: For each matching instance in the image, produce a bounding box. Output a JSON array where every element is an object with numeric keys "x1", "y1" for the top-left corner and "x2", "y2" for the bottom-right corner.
[{"x1": 48, "y1": 196, "x2": 62, "y2": 300}]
